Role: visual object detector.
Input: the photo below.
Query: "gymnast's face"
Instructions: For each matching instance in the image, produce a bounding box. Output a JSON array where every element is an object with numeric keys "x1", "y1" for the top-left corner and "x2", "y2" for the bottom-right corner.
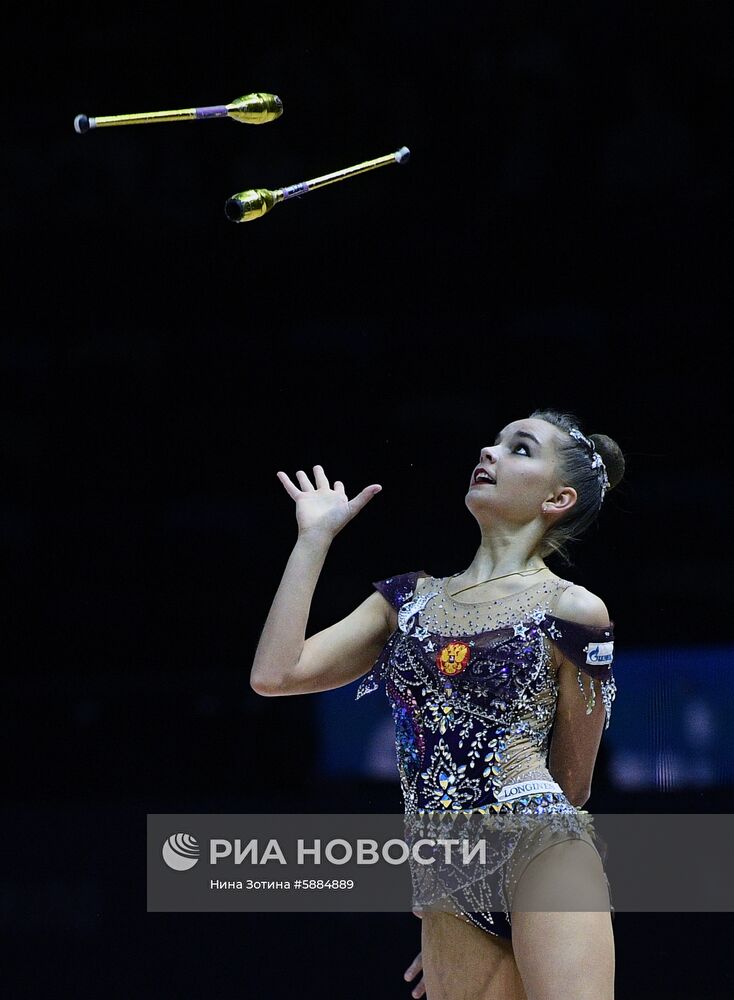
[{"x1": 466, "y1": 418, "x2": 567, "y2": 523}]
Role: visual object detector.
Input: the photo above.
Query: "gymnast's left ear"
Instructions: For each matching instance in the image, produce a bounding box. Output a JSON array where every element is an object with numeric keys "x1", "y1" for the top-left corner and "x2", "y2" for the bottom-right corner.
[{"x1": 543, "y1": 486, "x2": 577, "y2": 515}]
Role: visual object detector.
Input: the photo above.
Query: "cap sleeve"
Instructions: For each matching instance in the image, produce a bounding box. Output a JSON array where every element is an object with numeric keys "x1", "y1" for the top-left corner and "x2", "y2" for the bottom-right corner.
[
  {"x1": 356, "y1": 570, "x2": 427, "y2": 701},
  {"x1": 542, "y1": 615, "x2": 617, "y2": 730},
  {"x1": 372, "y1": 570, "x2": 428, "y2": 611}
]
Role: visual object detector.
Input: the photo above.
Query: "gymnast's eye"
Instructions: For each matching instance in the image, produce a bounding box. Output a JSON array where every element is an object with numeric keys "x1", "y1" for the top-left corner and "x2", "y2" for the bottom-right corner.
[{"x1": 512, "y1": 442, "x2": 530, "y2": 455}]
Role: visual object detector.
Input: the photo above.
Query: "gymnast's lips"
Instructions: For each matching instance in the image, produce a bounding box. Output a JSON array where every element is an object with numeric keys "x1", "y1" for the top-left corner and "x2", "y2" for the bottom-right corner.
[{"x1": 472, "y1": 467, "x2": 496, "y2": 485}]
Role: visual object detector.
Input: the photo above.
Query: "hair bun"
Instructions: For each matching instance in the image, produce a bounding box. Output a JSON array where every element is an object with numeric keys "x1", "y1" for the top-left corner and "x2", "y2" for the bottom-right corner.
[{"x1": 589, "y1": 434, "x2": 625, "y2": 490}]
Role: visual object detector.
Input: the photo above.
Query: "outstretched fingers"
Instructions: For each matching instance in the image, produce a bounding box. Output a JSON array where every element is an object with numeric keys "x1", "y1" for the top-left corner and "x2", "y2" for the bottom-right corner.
[
  {"x1": 312, "y1": 464, "x2": 329, "y2": 489},
  {"x1": 275, "y1": 470, "x2": 301, "y2": 499},
  {"x1": 347, "y1": 484, "x2": 382, "y2": 515},
  {"x1": 277, "y1": 466, "x2": 332, "y2": 493},
  {"x1": 295, "y1": 469, "x2": 315, "y2": 491},
  {"x1": 404, "y1": 950, "x2": 425, "y2": 999},
  {"x1": 276, "y1": 468, "x2": 321, "y2": 495},
  {"x1": 276, "y1": 466, "x2": 382, "y2": 534}
]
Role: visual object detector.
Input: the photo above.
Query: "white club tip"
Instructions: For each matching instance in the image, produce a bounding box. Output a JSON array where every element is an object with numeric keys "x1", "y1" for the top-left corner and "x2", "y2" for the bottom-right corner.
[
  {"x1": 74, "y1": 114, "x2": 95, "y2": 134},
  {"x1": 395, "y1": 146, "x2": 410, "y2": 164}
]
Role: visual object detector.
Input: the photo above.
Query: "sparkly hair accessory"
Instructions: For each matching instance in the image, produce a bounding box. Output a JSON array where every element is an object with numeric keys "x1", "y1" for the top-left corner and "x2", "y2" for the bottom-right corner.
[{"x1": 568, "y1": 427, "x2": 610, "y2": 504}]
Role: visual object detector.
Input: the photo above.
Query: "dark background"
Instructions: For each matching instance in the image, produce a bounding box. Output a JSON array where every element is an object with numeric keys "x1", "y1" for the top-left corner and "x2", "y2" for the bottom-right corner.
[{"x1": 4, "y1": 2, "x2": 732, "y2": 997}]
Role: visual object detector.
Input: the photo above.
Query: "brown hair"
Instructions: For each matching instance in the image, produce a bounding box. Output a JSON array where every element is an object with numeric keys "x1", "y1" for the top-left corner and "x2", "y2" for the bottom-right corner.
[{"x1": 529, "y1": 409, "x2": 625, "y2": 563}]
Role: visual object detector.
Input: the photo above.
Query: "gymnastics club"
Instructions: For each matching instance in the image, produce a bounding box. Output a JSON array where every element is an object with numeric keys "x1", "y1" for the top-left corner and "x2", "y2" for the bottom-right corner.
[
  {"x1": 73, "y1": 92, "x2": 283, "y2": 134},
  {"x1": 224, "y1": 146, "x2": 411, "y2": 223}
]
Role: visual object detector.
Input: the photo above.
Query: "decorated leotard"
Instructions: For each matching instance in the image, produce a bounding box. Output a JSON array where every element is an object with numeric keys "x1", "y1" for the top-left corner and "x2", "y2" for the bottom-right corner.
[{"x1": 356, "y1": 570, "x2": 617, "y2": 938}]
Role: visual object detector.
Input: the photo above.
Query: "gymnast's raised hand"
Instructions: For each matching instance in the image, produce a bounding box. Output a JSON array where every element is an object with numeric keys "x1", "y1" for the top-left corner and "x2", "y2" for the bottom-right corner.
[{"x1": 276, "y1": 465, "x2": 382, "y2": 540}]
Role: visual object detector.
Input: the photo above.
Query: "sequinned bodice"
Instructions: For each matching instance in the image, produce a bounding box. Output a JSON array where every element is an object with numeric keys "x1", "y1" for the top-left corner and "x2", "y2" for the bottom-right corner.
[{"x1": 356, "y1": 571, "x2": 617, "y2": 819}]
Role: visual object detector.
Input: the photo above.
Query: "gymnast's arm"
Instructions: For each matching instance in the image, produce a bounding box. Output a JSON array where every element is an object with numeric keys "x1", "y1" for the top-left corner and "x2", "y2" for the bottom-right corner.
[
  {"x1": 251, "y1": 556, "x2": 393, "y2": 697},
  {"x1": 547, "y1": 585, "x2": 610, "y2": 808},
  {"x1": 250, "y1": 465, "x2": 392, "y2": 696}
]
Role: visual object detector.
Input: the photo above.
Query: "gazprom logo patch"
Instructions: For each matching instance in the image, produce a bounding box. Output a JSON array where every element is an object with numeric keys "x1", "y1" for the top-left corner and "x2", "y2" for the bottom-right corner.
[
  {"x1": 586, "y1": 641, "x2": 614, "y2": 665},
  {"x1": 162, "y1": 833, "x2": 200, "y2": 871}
]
